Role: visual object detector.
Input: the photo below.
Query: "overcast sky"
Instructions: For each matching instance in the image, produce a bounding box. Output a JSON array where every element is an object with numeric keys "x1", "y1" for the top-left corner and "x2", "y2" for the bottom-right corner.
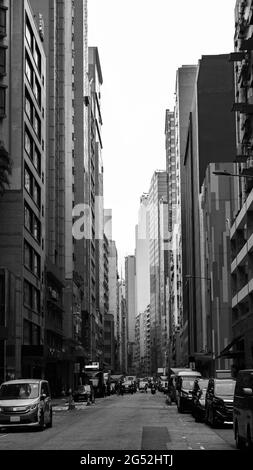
[{"x1": 88, "y1": 0, "x2": 235, "y2": 271}]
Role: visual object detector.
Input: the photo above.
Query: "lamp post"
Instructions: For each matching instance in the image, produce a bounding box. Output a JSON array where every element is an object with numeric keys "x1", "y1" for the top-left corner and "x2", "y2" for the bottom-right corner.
[{"x1": 185, "y1": 274, "x2": 215, "y2": 376}]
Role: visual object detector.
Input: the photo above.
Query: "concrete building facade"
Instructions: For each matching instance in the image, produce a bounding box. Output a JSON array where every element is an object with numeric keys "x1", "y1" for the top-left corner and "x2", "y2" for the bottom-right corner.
[{"x1": 0, "y1": 0, "x2": 46, "y2": 382}]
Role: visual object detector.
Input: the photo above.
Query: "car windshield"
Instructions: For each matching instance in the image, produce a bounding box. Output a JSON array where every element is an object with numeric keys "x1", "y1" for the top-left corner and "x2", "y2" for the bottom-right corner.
[
  {"x1": 215, "y1": 382, "x2": 235, "y2": 396},
  {"x1": 182, "y1": 379, "x2": 195, "y2": 389},
  {"x1": 0, "y1": 383, "x2": 39, "y2": 400}
]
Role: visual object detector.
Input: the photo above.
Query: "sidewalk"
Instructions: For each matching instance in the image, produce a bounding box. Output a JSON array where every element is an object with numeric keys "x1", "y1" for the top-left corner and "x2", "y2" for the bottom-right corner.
[{"x1": 51, "y1": 396, "x2": 99, "y2": 411}]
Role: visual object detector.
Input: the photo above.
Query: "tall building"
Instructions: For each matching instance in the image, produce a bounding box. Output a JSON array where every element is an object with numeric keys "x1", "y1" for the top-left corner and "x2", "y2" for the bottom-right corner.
[
  {"x1": 0, "y1": 0, "x2": 46, "y2": 382},
  {"x1": 148, "y1": 171, "x2": 167, "y2": 374},
  {"x1": 135, "y1": 193, "x2": 150, "y2": 317},
  {"x1": 227, "y1": 0, "x2": 253, "y2": 371},
  {"x1": 174, "y1": 65, "x2": 198, "y2": 367},
  {"x1": 105, "y1": 208, "x2": 119, "y2": 372},
  {"x1": 159, "y1": 197, "x2": 169, "y2": 372},
  {"x1": 181, "y1": 55, "x2": 236, "y2": 374},
  {"x1": 29, "y1": 0, "x2": 88, "y2": 393},
  {"x1": 125, "y1": 255, "x2": 136, "y2": 374},
  {"x1": 118, "y1": 278, "x2": 127, "y2": 373},
  {"x1": 165, "y1": 109, "x2": 180, "y2": 368}
]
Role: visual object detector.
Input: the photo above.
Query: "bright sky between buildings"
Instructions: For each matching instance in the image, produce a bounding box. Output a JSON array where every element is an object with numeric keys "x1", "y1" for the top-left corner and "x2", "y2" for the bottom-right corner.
[{"x1": 88, "y1": 0, "x2": 235, "y2": 271}]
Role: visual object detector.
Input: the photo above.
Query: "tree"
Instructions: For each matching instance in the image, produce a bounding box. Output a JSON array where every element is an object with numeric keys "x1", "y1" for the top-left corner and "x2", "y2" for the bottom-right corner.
[{"x1": 0, "y1": 143, "x2": 12, "y2": 196}]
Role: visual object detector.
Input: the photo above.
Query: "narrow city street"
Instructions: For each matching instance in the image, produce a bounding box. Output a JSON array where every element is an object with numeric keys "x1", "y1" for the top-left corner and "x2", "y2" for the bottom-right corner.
[{"x1": 0, "y1": 390, "x2": 235, "y2": 450}]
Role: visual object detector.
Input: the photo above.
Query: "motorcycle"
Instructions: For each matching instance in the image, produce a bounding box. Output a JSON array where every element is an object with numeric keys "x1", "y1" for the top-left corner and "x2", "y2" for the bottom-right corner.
[{"x1": 151, "y1": 385, "x2": 156, "y2": 395}]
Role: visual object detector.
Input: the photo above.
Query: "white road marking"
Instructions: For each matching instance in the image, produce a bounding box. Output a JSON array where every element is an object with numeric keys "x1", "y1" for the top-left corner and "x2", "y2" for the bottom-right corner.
[{"x1": 0, "y1": 434, "x2": 8, "y2": 438}]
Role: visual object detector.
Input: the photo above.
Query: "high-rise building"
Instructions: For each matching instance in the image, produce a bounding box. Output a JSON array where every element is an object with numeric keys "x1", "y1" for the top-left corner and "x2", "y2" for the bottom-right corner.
[
  {"x1": 174, "y1": 65, "x2": 198, "y2": 367},
  {"x1": 0, "y1": 0, "x2": 46, "y2": 382},
  {"x1": 180, "y1": 55, "x2": 236, "y2": 374},
  {"x1": 148, "y1": 171, "x2": 167, "y2": 374},
  {"x1": 118, "y1": 278, "x2": 127, "y2": 373},
  {"x1": 125, "y1": 255, "x2": 136, "y2": 374},
  {"x1": 135, "y1": 193, "x2": 150, "y2": 317},
  {"x1": 165, "y1": 109, "x2": 180, "y2": 368},
  {"x1": 228, "y1": 0, "x2": 253, "y2": 371}
]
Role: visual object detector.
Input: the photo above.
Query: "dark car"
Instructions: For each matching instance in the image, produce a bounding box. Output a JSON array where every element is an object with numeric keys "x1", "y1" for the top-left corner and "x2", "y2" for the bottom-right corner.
[
  {"x1": 233, "y1": 369, "x2": 253, "y2": 449},
  {"x1": 191, "y1": 378, "x2": 209, "y2": 422},
  {"x1": 73, "y1": 385, "x2": 89, "y2": 402},
  {"x1": 205, "y1": 378, "x2": 235, "y2": 427}
]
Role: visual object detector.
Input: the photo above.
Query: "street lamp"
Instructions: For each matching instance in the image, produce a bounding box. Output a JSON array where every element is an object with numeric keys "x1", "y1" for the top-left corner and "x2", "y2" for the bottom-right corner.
[{"x1": 185, "y1": 275, "x2": 215, "y2": 375}]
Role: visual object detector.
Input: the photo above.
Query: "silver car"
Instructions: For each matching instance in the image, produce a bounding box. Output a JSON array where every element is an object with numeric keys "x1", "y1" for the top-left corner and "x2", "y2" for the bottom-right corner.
[{"x1": 0, "y1": 379, "x2": 53, "y2": 430}]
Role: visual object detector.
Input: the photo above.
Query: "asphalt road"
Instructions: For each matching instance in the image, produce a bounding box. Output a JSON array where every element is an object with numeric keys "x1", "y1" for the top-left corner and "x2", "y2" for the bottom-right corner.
[{"x1": 0, "y1": 390, "x2": 236, "y2": 450}]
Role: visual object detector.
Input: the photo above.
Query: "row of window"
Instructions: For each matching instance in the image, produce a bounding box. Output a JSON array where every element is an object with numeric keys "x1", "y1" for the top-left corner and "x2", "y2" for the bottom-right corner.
[
  {"x1": 24, "y1": 126, "x2": 42, "y2": 175},
  {"x1": 24, "y1": 203, "x2": 41, "y2": 244},
  {"x1": 25, "y1": 89, "x2": 41, "y2": 141},
  {"x1": 25, "y1": 14, "x2": 41, "y2": 75},
  {"x1": 0, "y1": 46, "x2": 6, "y2": 76},
  {"x1": 24, "y1": 164, "x2": 41, "y2": 208},
  {"x1": 24, "y1": 240, "x2": 41, "y2": 278},
  {"x1": 24, "y1": 279, "x2": 40, "y2": 313},
  {"x1": 25, "y1": 53, "x2": 41, "y2": 107},
  {"x1": 23, "y1": 319, "x2": 40, "y2": 346},
  {"x1": 0, "y1": 6, "x2": 7, "y2": 38}
]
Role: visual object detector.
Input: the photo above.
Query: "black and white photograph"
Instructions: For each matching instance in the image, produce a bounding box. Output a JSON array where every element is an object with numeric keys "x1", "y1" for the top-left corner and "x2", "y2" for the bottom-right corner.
[{"x1": 0, "y1": 0, "x2": 252, "y2": 463}]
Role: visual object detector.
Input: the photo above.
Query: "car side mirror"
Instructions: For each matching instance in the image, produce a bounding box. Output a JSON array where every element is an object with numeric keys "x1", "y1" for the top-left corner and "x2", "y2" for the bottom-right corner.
[{"x1": 243, "y1": 387, "x2": 253, "y2": 396}]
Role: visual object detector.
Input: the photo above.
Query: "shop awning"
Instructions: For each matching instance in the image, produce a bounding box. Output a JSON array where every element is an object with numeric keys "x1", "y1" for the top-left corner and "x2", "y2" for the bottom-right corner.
[{"x1": 216, "y1": 335, "x2": 244, "y2": 359}]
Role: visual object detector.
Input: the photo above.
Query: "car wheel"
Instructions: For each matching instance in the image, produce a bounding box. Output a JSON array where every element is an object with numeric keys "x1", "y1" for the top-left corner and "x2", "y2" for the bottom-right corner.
[
  {"x1": 38, "y1": 411, "x2": 45, "y2": 431},
  {"x1": 177, "y1": 398, "x2": 183, "y2": 413},
  {"x1": 235, "y1": 424, "x2": 245, "y2": 449},
  {"x1": 47, "y1": 409, "x2": 53, "y2": 428},
  {"x1": 246, "y1": 427, "x2": 252, "y2": 449}
]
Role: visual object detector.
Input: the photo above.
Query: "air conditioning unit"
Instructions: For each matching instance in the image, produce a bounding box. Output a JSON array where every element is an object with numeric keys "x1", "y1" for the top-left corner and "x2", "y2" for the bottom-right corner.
[{"x1": 39, "y1": 14, "x2": 44, "y2": 42}]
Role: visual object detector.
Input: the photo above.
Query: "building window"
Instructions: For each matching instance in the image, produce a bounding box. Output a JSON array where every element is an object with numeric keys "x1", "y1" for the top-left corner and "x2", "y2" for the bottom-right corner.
[
  {"x1": 34, "y1": 112, "x2": 41, "y2": 141},
  {"x1": 24, "y1": 281, "x2": 40, "y2": 313},
  {"x1": 24, "y1": 204, "x2": 32, "y2": 232},
  {"x1": 34, "y1": 44, "x2": 41, "y2": 75},
  {"x1": 33, "y1": 251, "x2": 40, "y2": 278},
  {"x1": 24, "y1": 242, "x2": 32, "y2": 271},
  {"x1": 23, "y1": 319, "x2": 32, "y2": 345},
  {"x1": 24, "y1": 128, "x2": 32, "y2": 159},
  {"x1": 34, "y1": 146, "x2": 41, "y2": 175},
  {"x1": 33, "y1": 77, "x2": 41, "y2": 107},
  {"x1": 0, "y1": 86, "x2": 6, "y2": 118},
  {"x1": 25, "y1": 56, "x2": 32, "y2": 85},
  {"x1": 33, "y1": 216, "x2": 41, "y2": 243},
  {"x1": 0, "y1": 7, "x2": 7, "y2": 38},
  {"x1": 25, "y1": 16, "x2": 33, "y2": 50},
  {"x1": 24, "y1": 167, "x2": 32, "y2": 195},
  {"x1": 24, "y1": 280, "x2": 33, "y2": 308},
  {"x1": 33, "y1": 180, "x2": 41, "y2": 207},
  {"x1": 24, "y1": 203, "x2": 41, "y2": 244},
  {"x1": 33, "y1": 288, "x2": 40, "y2": 313},
  {"x1": 0, "y1": 46, "x2": 6, "y2": 76},
  {"x1": 25, "y1": 93, "x2": 32, "y2": 122}
]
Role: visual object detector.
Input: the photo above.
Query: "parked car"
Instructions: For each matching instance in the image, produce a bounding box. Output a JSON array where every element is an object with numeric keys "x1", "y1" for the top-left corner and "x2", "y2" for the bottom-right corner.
[
  {"x1": 233, "y1": 369, "x2": 253, "y2": 449},
  {"x1": 0, "y1": 379, "x2": 52, "y2": 431},
  {"x1": 205, "y1": 378, "x2": 235, "y2": 427},
  {"x1": 176, "y1": 370, "x2": 202, "y2": 413},
  {"x1": 191, "y1": 378, "x2": 209, "y2": 422},
  {"x1": 73, "y1": 385, "x2": 89, "y2": 402},
  {"x1": 123, "y1": 380, "x2": 134, "y2": 393},
  {"x1": 139, "y1": 380, "x2": 148, "y2": 393}
]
